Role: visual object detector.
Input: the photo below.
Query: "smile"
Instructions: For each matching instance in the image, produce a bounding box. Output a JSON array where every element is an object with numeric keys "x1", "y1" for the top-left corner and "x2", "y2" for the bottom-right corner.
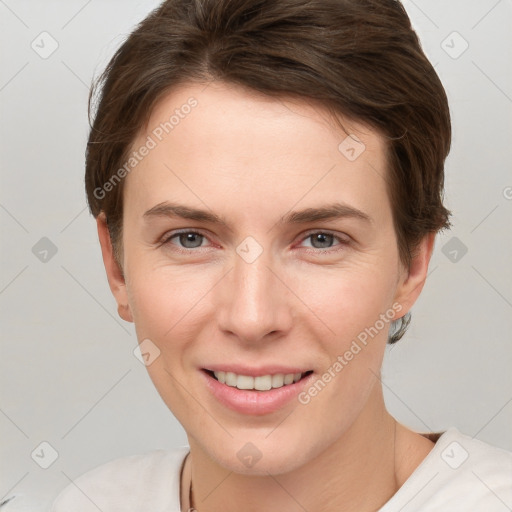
[
  {"x1": 202, "y1": 368, "x2": 315, "y2": 415},
  {"x1": 208, "y1": 370, "x2": 313, "y2": 391}
]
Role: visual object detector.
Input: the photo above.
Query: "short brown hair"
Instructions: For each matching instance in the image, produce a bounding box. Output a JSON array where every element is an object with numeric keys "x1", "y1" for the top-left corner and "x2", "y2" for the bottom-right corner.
[{"x1": 85, "y1": 0, "x2": 452, "y2": 343}]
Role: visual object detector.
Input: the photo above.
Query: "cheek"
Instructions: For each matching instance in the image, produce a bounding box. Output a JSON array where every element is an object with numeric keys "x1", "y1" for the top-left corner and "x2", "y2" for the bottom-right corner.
[
  {"x1": 126, "y1": 263, "x2": 215, "y2": 352},
  {"x1": 296, "y1": 267, "x2": 397, "y2": 419},
  {"x1": 294, "y1": 262, "x2": 399, "y2": 341},
  {"x1": 125, "y1": 268, "x2": 209, "y2": 406}
]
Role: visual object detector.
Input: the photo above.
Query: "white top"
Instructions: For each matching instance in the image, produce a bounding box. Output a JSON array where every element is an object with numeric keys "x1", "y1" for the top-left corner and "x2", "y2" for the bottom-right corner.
[{"x1": 48, "y1": 428, "x2": 512, "y2": 511}]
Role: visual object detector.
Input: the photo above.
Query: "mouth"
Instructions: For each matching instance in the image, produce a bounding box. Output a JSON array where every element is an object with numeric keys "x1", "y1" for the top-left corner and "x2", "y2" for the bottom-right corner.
[
  {"x1": 201, "y1": 367, "x2": 316, "y2": 415},
  {"x1": 202, "y1": 369, "x2": 314, "y2": 391}
]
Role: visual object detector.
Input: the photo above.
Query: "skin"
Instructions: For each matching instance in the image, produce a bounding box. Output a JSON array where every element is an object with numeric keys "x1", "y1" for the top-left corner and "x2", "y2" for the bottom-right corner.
[{"x1": 97, "y1": 80, "x2": 436, "y2": 511}]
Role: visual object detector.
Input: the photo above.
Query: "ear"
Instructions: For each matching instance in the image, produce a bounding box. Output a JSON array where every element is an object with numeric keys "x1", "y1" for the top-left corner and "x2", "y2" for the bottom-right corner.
[
  {"x1": 393, "y1": 232, "x2": 435, "y2": 317},
  {"x1": 96, "y1": 212, "x2": 133, "y2": 323}
]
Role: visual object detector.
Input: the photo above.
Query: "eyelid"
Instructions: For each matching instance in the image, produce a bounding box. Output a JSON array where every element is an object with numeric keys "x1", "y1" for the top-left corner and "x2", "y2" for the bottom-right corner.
[{"x1": 161, "y1": 227, "x2": 209, "y2": 239}]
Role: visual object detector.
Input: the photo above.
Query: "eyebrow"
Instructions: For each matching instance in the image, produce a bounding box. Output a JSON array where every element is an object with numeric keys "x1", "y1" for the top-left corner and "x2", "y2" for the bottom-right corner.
[{"x1": 143, "y1": 201, "x2": 373, "y2": 227}]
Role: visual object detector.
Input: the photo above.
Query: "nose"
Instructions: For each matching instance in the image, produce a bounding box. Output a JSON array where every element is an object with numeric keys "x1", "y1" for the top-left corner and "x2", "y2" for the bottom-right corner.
[{"x1": 215, "y1": 247, "x2": 294, "y2": 345}]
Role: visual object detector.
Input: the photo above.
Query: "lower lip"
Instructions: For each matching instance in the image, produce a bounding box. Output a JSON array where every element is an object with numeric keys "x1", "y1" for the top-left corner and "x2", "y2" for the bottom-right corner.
[{"x1": 201, "y1": 370, "x2": 314, "y2": 415}]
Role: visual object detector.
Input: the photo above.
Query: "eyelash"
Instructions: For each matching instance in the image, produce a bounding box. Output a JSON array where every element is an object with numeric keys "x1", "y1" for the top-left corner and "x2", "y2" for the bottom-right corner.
[{"x1": 159, "y1": 229, "x2": 350, "y2": 256}]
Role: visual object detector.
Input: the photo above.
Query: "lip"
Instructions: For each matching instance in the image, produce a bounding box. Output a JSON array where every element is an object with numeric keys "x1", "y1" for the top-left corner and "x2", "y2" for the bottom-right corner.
[{"x1": 200, "y1": 368, "x2": 314, "y2": 415}]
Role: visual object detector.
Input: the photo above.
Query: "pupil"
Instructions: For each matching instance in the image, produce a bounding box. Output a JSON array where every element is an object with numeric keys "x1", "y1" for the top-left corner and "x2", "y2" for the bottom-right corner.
[
  {"x1": 181, "y1": 233, "x2": 202, "y2": 248},
  {"x1": 312, "y1": 233, "x2": 332, "y2": 249}
]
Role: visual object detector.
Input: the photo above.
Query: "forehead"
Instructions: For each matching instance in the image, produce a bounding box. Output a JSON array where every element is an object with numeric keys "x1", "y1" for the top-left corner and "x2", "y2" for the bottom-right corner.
[
  {"x1": 123, "y1": 81, "x2": 391, "y2": 226},
  {"x1": 143, "y1": 80, "x2": 380, "y2": 153}
]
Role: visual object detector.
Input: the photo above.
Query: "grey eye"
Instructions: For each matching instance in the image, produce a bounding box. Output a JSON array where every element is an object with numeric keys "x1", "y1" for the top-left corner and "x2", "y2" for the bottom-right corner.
[
  {"x1": 308, "y1": 233, "x2": 335, "y2": 249},
  {"x1": 177, "y1": 232, "x2": 204, "y2": 248}
]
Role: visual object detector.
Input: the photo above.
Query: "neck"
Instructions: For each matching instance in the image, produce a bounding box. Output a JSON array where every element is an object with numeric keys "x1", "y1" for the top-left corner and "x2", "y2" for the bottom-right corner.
[{"x1": 181, "y1": 384, "x2": 433, "y2": 512}]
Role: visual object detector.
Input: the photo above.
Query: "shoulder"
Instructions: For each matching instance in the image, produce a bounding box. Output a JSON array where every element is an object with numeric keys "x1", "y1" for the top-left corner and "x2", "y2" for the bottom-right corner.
[
  {"x1": 50, "y1": 446, "x2": 189, "y2": 512},
  {"x1": 382, "y1": 428, "x2": 512, "y2": 512},
  {"x1": 437, "y1": 429, "x2": 512, "y2": 491}
]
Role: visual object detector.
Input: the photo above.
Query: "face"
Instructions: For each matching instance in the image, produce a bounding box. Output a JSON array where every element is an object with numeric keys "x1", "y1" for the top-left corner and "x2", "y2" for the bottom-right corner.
[{"x1": 99, "y1": 81, "x2": 431, "y2": 475}]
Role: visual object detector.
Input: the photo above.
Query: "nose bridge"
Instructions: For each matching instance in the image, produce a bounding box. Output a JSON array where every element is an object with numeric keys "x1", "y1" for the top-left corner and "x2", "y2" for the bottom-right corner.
[{"x1": 216, "y1": 246, "x2": 292, "y2": 342}]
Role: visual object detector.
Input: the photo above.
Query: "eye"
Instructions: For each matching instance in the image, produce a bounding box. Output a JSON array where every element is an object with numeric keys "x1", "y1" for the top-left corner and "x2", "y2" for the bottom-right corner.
[
  {"x1": 161, "y1": 230, "x2": 209, "y2": 250},
  {"x1": 298, "y1": 231, "x2": 349, "y2": 253},
  {"x1": 159, "y1": 229, "x2": 349, "y2": 255},
  {"x1": 303, "y1": 232, "x2": 335, "y2": 249}
]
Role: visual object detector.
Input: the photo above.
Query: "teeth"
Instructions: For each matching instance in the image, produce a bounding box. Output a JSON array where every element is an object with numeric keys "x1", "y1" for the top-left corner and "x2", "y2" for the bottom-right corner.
[
  {"x1": 225, "y1": 372, "x2": 237, "y2": 386},
  {"x1": 271, "y1": 374, "x2": 284, "y2": 388},
  {"x1": 254, "y1": 375, "x2": 272, "y2": 391},
  {"x1": 283, "y1": 373, "x2": 294, "y2": 385},
  {"x1": 212, "y1": 371, "x2": 306, "y2": 390},
  {"x1": 237, "y1": 375, "x2": 254, "y2": 390}
]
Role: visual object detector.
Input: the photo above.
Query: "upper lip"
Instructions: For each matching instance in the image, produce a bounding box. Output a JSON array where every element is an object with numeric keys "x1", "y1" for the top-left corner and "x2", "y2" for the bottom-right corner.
[{"x1": 203, "y1": 365, "x2": 312, "y2": 376}]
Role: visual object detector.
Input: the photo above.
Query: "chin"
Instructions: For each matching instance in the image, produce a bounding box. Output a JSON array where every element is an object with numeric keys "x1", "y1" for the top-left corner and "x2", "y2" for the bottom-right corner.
[
  {"x1": 203, "y1": 434, "x2": 320, "y2": 477},
  {"x1": 219, "y1": 453, "x2": 306, "y2": 477}
]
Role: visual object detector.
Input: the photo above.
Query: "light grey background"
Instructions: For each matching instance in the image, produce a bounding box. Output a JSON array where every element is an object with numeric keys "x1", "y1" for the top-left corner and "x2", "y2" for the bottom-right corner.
[{"x1": 1, "y1": 1, "x2": 511, "y2": 510}]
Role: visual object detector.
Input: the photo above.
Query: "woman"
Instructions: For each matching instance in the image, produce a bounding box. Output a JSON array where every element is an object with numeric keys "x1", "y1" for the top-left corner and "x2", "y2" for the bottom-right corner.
[{"x1": 51, "y1": 0, "x2": 512, "y2": 510}]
